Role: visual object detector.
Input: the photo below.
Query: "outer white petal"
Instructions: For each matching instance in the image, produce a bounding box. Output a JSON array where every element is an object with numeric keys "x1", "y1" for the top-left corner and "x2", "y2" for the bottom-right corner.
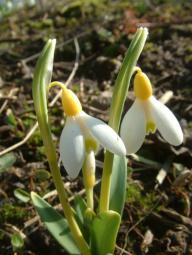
[
  {"x1": 120, "y1": 99, "x2": 146, "y2": 154},
  {"x1": 79, "y1": 112, "x2": 126, "y2": 156},
  {"x1": 59, "y1": 117, "x2": 85, "y2": 179},
  {"x1": 149, "y1": 96, "x2": 183, "y2": 146}
]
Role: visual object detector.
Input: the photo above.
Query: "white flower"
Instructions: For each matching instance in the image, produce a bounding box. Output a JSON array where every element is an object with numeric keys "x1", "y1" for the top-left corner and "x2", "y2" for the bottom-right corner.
[
  {"x1": 120, "y1": 70, "x2": 183, "y2": 154},
  {"x1": 59, "y1": 87, "x2": 126, "y2": 178}
]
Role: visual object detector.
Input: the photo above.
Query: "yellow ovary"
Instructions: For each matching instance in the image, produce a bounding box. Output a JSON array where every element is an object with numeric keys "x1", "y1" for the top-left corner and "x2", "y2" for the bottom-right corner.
[
  {"x1": 134, "y1": 71, "x2": 153, "y2": 100},
  {"x1": 61, "y1": 87, "x2": 82, "y2": 116}
]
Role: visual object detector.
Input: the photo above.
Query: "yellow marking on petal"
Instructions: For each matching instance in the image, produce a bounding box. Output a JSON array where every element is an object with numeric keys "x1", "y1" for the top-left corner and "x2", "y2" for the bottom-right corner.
[
  {"x1": 61, "y1": 87, "x2": 82, "y2": 116},
  {"x1": 134, "y1": 71, "x2": 153, "y2": 100},
  {"x1": 146, "y1": 121, "x2": 156, "y2": 134},
  {"x1": 85, "y1": 138, "x2": 98, "y2": 152}
]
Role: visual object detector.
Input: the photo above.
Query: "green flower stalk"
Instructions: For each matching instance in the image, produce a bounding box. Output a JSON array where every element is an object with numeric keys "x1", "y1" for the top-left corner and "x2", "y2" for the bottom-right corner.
[{"x1": 32, "y1": 39, "x2": 91, "y2": 255}]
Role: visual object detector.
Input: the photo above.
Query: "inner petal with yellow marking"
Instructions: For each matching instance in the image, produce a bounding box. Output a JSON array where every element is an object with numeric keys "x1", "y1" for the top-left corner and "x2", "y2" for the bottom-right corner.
[
  {"x1": 146, "y1": 121, "x2": 156, "y2": 134},
  {"x1": 85, "y1": 137, "x2": 99, "y2": 153},
  {"x1": 140, "y1": 99, "x2": 156, "y2": 135}
]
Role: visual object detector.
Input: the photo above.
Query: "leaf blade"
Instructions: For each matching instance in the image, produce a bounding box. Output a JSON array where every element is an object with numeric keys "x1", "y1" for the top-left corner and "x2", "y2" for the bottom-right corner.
[
  {"x1": 91, "y1": 210, "x2": 120, "y2": 255},
  {"x1": 31, "y1": 192, "x2": 80, "y2": 255},
  {"x1": 109, "y1": 155, "x2": 127, "y2": 215}
]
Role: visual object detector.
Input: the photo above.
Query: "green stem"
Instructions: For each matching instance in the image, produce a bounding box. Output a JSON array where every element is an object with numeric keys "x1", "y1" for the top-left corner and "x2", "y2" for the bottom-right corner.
[
  {"x1": 49, "y1": 81, "x2": 66, "y2": 90},
  {"x1": 99, "y1": 152, "x2": 113, "y2": 212},
  {"x1": 87, "y1": 188, "x2": 94, "y2": 210},
  {"x1": 40, "y1": 122, "x2": 91, "y2": 255},
  {"x1": 32, "y1": 40, "x2": 91, "y2": 255}
]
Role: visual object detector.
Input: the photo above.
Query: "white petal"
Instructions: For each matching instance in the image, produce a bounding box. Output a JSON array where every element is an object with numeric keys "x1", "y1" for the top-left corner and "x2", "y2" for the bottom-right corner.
[
  {"x1": 149, "y1": 96, "x2": 183, "y2": 146},
  {"x1": 59, "y1": 118, "x2": 85, "y2": 179},
  {"x1": 120, "y1": 99, "x2": 146, "y2": 154},
  {"x1": 79, "y1": 112, "x2": 126, "y2": 156}
]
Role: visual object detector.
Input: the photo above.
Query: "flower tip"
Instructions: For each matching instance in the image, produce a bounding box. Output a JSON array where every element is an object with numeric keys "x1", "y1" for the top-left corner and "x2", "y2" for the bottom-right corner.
[
  {"x1": 149, "y1": 96, "x2": 184, "y2": 147},
  {"x1": 67, "y1": 171, "x2": 79, "y2": 180},
  {"x1": 171, "y1": 132, "x2": 183, "y2": 147},
  {"x1": 59, "y1": 119, "x2": 85, "y2": 179},
  {"x1": 111, "y1": 139, "x2": 127, "y2": 157},
  {"x1": 119, "y1": 142, "x2": 127, "y2": 156}
]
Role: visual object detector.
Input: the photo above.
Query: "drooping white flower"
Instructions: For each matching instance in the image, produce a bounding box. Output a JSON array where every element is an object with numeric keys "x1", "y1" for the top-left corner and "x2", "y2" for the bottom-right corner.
[
  {"x1": 120, "y1": 70, "x2": 183, "y2": 154},
  {"x1": 59, "y1": 87, "x2": 126, "y2": 178}
]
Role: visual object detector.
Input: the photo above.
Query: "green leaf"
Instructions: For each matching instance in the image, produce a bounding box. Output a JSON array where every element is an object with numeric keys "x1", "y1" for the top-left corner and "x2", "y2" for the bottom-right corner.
[
  {"x1": 14, "y1": 188, "x2": 30, "y2": 203},
  {"x1": 109, "y1": 27, "x2": 148, "y2": 131},
  {"x1": 31, "y1": 192, "x2": 80, "y2": 255},
  {"x1": 0, "y1": 152, "x2": 16, "y2": 173},
  {"x1": 91, "y1": 210, "x2": 120, "y2": 255},
  {"x1": 109, "y1": 155, "x2": 127, "y2": 215},
  {"x1": 11, "y1": 233, "x2": 24, "y2": 249},
  {"x1": 74, "y1": 196, "x2": 90, "y2": 242},
  {"x1": 35, "y1": 169, "x2": 51, "y2": 182},
  {"x1": 74, "y1": 195, "x2": 87, "y2": 227},
  {"x1": 6, "y1": 109, "x2": 17, "y2": 126},
  {"x1": 32, "y1": 39, "x2": 56, "y2": 137}
]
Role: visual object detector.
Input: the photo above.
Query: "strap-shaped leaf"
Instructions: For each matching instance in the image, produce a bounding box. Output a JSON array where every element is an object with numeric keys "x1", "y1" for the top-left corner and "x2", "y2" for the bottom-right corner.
[
  {"x1": 31, "y1": 192, "x2": 80, "y2": 255},
  {"x1": 91, "y1": 210, "x2": 120, "y2": 255},
  {"x1": 109, "y1": 155, "x2": 127, "y2": 215},
  {"x1": 74, "y1": 196, "x2": 90, "y2": 242}
]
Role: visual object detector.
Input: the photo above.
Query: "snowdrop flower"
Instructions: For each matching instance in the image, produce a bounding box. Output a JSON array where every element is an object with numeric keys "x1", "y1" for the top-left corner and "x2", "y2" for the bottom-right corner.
[
  {"x1": 59, "y1": 86, "x2": 126, "y2": 178},
  {"x1": 120, "y1": 70, "x2": 183, "y2": 154}
]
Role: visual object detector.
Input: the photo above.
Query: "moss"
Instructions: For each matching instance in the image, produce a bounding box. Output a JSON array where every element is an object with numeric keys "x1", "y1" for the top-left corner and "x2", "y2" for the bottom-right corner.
[
  {"x1": 126, "y1": 182, "x2": 161, "y2": 213},
  {"x1": 0, "y1": 203, "x2": 27, "y2": 225},
  {"x1": 126, "y1": 182, "x2": 142, "y2": 204}
]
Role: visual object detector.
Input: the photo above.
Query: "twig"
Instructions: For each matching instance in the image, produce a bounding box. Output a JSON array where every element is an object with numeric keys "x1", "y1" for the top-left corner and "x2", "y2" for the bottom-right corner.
[
  {"x1": 0, "y1": 38, "x2": 80, "y2": 157},
  {"x1": 0, "y1": 88, "x2": 19, "y2": 114},
  {"x1": 126, "y1": 197, "x2": 162, "y2": 235},
  {"x1": 159, "y1": 90, "x2": 173, "y2": 104},
  {"x1": 155, "y1": 157, "x2": 173, "y2": 189},
  {"x1": 115, "y1": 244, "x2": 133, "y2": 255},
  {"x1": 48, "y1": 37, "x2": 80, "y2": 106},
  {"x1": 119, "y1": 231, "x2": 129, "y2": 255},
  {"x1": 0, "y1": 123, "x2": 39, "y2": 156},
  {"x1": 0, "y1": 96, "x2": 17, "y2": 100},
  {"x1": 23, "y1": 31, "x2": 87, "y2": 64}
]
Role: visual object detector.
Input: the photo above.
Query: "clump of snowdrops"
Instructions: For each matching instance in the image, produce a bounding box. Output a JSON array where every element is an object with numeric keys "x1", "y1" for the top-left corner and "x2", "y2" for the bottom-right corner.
[{"x1": 31, "y1": 27, "x2": 183, "y2": 255}]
